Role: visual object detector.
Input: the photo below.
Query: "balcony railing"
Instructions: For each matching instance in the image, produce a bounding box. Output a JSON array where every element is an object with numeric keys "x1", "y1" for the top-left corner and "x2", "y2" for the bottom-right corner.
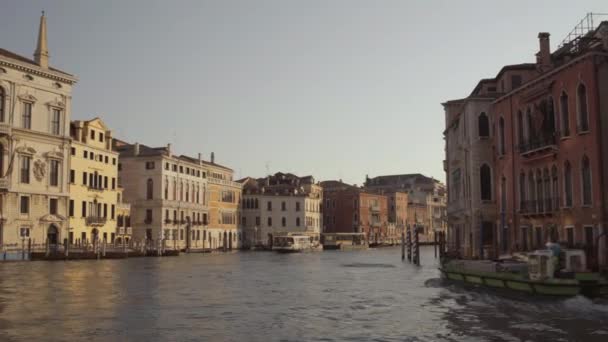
[
  {"x1": 518, "y1": 134, "x2": 558, "y2": 156},
  {"x1": 369, "y1": 204, "x2": 380, "y2": 212},
  {"x1": 165, "y1": 219, "x2": 173, "y2": 224},
  {"x1": 520, "y1": 198, "x2": 560, "y2": 215},
  {"x1": 87, "y1": 185, "x2": 105, "y2": 191},
  {"x1": 86, "y1": 216, "x2": 107, "y2": 226},
  {"x1": 0, "y1": 177, "x2": 8, "y2": 189}
]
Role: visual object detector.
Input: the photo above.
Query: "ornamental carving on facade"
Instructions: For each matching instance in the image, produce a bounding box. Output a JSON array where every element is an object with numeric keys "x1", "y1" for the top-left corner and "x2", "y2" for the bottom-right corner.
[{"x1": 33, "y1": 159, "x2": 46, "y2": 182}]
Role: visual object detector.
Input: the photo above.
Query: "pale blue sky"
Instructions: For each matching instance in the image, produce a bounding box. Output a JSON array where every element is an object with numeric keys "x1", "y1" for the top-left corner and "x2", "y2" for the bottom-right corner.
[{"x1": 1, "y1": 1, "x2": 605, "y2": 184}]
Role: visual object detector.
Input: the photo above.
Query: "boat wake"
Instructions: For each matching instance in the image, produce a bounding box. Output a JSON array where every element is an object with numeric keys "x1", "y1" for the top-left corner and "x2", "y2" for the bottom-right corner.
[{"x1": 341, "y1": 263, "x2": 396, "y2": 268}]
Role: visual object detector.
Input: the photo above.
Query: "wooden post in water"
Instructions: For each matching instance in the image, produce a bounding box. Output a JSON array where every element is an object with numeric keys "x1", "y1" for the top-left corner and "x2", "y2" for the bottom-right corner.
[
  {"x1": 401, "y1": 230, "x2": 405, "y2": 261},
  {"x1": 45, "y1": 237, "x2": 50, "y2": 257},
  {"x1": 413, "y1": 225, "x2": 420, "y2": 266},
  {"x1": 406, "y1": 226, "x2": 412, "y2": 262},
  {"x1": 102, "y1": 240, "x2": 106, "y2": 257},
  {"x1": 434, "y1": 232, "x2": 438, "y2": 258},
  {"x1": 21, "y1": 238, "x2": 25, "y2": 260}
]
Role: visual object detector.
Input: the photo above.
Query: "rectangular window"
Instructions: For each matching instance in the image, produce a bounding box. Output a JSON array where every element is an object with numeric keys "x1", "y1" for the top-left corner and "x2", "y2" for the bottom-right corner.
[
  {"x1": 173, "y1": 164, "x2": 178, "y2": 172},
  {"x1": 112, "y1": 158, "x2": 116, "y2": 165},
  {"x1": 82, "y1": 201, "x2": 87, "y2": 217},
  {"x1": 99, "y1": 132, "x2": 104, "y2": 142},
  {"x1": 104, "y1": 176, "x2": 108, "y2": 189},
  {"x1": 90, "y1": 130, "x2": 95, "y2": 140},
  {"x1": 89, "y1": 152, "x2": 94, "y2": 160},
  {"x1": 49, "y1": 198, "x2": 58, "y2": 215},
  {"x1": 111, "y1": 205, "x2": 115, "y2": 219},
  {"x1": 112, "y1": 178, "x2": 116, "y2": 190},
  {"x1": 83, "y1": 172, "x2": 87, "y2": 185},
  {"x1": 20, "y1": 196, "x2": 29, "y2": 214},
  {"x1": 222, "y1": 191, "x2": 235, "y2": 203},
  {"x1": 146, "y1": 209, "x2": 153, "y2": 223},
  {"x1": 256, "y1": 216, "x2": 260, "y2": 226},
  {"x1": 267, "y1": 201, "x2": 272, "y2": 211},
  {"x1": 165, "y1": 162, "x2": 170, "y2": 170},
  {"x1": 179, "y1": 166, "x2": 183, "y2": 173},
  {"x1": 146, "y1": 161, "x2": 155, "y2": 170},
  {"x1": 296, "y1": 202, "x2": 301, "y2": 211},
  {"x1": 49, "y1": 160, "x2": 60, "y2": 186},
  {"x1": 84, "y1": 150, "x2": 88, "y2": 158},
  {"x1": 103, "y1": 203, "x2": 108, "y2": 218},
  {"x1": 71, "y1": 147, "x2": 76, "y2": 156},
  {"x1": 20, "y1": 156, "x2": 31, "y2": 184},
  {"x1": 22, "y1": 102, "x2": 32, "y2": 129},
  {"x1": 104, "y1": 156, "x2": 109, "y2": 164},
  {"x1": 69, "y1": 199, "x2": 74, "y2": 217},
  {"x1": 51, "y1": 109, "x2": 61, "y2": 135},
  {"x1": 70, "y1": 169, "x2": 75, "y2": 183}
]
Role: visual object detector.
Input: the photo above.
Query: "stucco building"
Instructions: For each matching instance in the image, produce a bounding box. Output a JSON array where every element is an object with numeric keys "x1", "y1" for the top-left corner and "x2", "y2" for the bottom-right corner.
[
  {"x1": 0, "y1": 14, "x2": 77, "y2": 250},
  {"x1": 68, "y1": 118, "x2": 120, "y2": 246},
  {"x1": 239, "y1": 173, "x2": 322, "y2": 248},
  {"x1": 364, "y1": 174, "x2": 446, "y2": 242}
]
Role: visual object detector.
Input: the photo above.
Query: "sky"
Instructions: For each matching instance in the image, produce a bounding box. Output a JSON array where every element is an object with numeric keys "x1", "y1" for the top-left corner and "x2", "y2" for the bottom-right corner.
[{"x1": 1, "y1": 1, "x2": 606, "y2": 184}]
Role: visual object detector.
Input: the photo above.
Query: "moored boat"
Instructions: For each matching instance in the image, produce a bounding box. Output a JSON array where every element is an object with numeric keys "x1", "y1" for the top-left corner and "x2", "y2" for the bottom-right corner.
[{"x1": 440, "y1": 248, "x2": 608, "y2": 298}]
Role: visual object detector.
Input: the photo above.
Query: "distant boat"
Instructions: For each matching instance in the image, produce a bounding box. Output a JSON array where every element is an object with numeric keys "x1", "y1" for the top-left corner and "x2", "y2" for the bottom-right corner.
[{"x1": 272, "y1": 234, "x2": 322, "y2": 253}]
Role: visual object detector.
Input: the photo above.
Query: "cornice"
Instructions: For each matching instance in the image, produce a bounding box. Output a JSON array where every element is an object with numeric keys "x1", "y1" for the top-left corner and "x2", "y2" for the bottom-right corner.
[{"x1": 0, "y1": 57, "x2": 77, "y2": 85}]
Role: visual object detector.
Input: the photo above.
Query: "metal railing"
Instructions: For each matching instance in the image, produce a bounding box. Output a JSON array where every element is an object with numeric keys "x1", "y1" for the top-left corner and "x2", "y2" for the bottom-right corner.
[
  {"x1": 558, "y1": 13, "x2": 608, "y2": 50},
  {"x1": 518, "y1": 134, "x2": 558, "y2": 154},
  {"x1": 520, "y1": 198, "x2": 560, "y2": 214},
  {"x1": 86, "y1": 216, "x2": 107, "y2": 225}
]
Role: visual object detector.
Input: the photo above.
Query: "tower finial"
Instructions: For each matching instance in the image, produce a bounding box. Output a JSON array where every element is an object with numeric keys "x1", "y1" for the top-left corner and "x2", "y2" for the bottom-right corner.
[{"x1": 34, "y1": 11, "x2": 49, "y2": 69}]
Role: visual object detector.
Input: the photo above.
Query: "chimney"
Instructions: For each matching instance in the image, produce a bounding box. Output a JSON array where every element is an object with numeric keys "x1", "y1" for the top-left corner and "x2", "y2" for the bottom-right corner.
[
  {"x1": 134, "y1": 142, "x2": 140, "y2": 156},
  {"x1": 34, "y1": 11, "x2": 49, "y2": 69},
  {"x1": 210, "y1": 152, "x2": 215, "y2": 164},
  {"x1": 536, "y1": 32, "x2": 552, "y2": 72},
  {"x1": 198, "y1": 153, "x2": 202, "y2": 165},
  {"x1": 166, "y1": 143, "x2": 172, "y2": 157}
]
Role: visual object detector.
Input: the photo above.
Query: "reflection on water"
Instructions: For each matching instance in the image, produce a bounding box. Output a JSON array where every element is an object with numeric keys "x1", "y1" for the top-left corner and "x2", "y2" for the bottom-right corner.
[{"x1": 0, "y1": 247, "x2": 607, "y2": 341}]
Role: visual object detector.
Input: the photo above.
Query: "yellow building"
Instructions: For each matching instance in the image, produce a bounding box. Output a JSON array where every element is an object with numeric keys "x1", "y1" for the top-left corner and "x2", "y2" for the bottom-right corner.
[
  {"x1": 205, "y1": 155, "x2": 242, "y2": 250},
  {"x1": 68, "y1": 118, "x2": 119, "y2": 246},
  {"x1": 115, "y1": 187, "x2": 132, "y2": 246}
]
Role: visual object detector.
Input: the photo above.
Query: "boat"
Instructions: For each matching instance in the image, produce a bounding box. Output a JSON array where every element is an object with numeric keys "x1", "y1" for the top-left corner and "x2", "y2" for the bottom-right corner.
[
  {"x1": 321, "y1": 233, "x2": 368, "y2": 251},
  {"x1": 439, "y1": 248, "x2": 608, "y2": 298},
  {"x1": 272, "y1": 234, "x2": 322, "y2": 253}
]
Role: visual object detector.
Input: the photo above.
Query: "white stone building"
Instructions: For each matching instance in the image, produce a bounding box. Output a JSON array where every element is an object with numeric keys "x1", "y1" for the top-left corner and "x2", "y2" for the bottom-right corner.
[
  {"x1": 238, "y1": 172, "x2": 322, "y2": 248},
  {"x1": 0, "y1": 14, "x2": 77, "y2": 250}
]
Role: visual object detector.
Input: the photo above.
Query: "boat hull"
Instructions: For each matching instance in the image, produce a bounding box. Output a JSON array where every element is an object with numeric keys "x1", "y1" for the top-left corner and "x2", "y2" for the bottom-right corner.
[{"x1": 439, "y1": 268, "x2": 605, "y2": 297}]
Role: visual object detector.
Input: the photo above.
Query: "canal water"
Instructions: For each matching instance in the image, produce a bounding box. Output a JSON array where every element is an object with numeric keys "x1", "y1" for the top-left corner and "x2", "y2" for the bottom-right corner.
[{"x1": 0, "y1": 246, "x2": 607, "y2": 341}]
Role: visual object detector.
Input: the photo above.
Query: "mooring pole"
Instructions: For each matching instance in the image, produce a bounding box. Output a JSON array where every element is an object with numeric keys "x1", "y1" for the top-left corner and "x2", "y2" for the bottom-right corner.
[
  {"x1": 434, "y1": 232, "x2": 438, "y2": 258},
  {"x1": 413, "y1": 225, "x2": 420, "y2": 266},
  {"x1": 406, "y1": 225, "x2": 412, "y2": 262},
  {"x1": 401, "y1": 229, "x2": 405, "y2": 261}
]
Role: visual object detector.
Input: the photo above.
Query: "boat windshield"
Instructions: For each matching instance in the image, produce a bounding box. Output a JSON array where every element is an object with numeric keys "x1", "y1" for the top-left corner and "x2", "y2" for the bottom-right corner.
[{"x1": 274, "y1": 237, "x2": 294, "y2": 247}]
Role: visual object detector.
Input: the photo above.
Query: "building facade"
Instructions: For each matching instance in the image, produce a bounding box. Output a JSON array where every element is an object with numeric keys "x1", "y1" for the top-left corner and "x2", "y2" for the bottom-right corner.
[
  {"x1": 443, "y1": 16, "x2": 608, "y2": 268},
  {"x1": 239, "y1": 173, "x2": 322, "y2": 248},
  {"x1": 0, "y1": 14, "x2": 77, "y2": 250},
  {"x1": 364, "y1": 174, "x2": 446, "y2": 242},
  {"x1": 115, "y1": 142, "x2": 215, "y2": 251},
  {"x1": 493, "y1": 25, "x2": 608, "y2": 267},
  {"x1": 321, "y1": 181, "x2": 394, "y2": 244},
  {"x1": 205, "y1": 154, "x2": 242, "y2": 250},
  {"x1": 442, "y1": 65, "x2": 538, "y2": 258},
  {"x1": 68, "y1": 118, "x2": 119, "y2": 246}
]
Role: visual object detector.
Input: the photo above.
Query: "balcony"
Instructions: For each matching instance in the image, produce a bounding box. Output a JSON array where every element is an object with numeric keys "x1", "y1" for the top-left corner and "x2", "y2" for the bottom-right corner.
[
  {"x1": 87, "y1": 185, "x2": 105, "y2": 192},
  {"x1": 518, "y1": 134, "x2": 558, "y2": 158},
  {"x1": 520, "y1": 198, "x2": 560, "y2": 217},
  {"x1": 117, "y1": 227, "x2": 125, "y2": 234},
  {"x1": 165, "y1": 219, "x2": 173, "y2": 224},
  {"x1": 126, "y1": 227, "x2": 132, "y2": 235},
  {"x1": 369, "y1": 204, "x2": 380, "y2": 212},
  {"x1": 86, "y1": 216, "x2": 107, "y2": 226},
  {"x1": 0, "y1": 177, "x2": 8, "y2": 190}
]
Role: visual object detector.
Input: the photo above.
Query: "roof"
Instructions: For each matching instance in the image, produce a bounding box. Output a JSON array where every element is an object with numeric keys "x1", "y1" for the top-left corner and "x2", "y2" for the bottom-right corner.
[
  {"x1": 0, "y1": 48, "x2": 73, "y2": 77},
  {"x1": 113, "y1": 141, "x2": 233, "y2": 171},
  {"x1": 320, "y1": 180, "x2": 358, "y2": 191}
]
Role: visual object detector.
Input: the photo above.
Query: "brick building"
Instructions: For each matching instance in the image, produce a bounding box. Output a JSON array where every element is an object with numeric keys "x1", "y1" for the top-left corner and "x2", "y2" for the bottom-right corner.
[
  {"x1": 322, "y1": 180, "x2": 400, "y2": 245},
  {"x1": 443, "y1": 15, "x2": 608, "y2": 267}
]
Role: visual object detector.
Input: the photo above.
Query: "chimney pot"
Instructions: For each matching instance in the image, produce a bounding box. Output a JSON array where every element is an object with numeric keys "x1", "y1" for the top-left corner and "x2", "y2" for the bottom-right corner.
[
  {"x1": 134, "y1": 143, "x2": 140, "y2": 156},
  {"x1": 198, "y1": 153, "x2": 202, "y2": 164},
  {"x1": 167, "y1": 143, "x2": 172, "y2": 157},
  {"x1": 210, "y1": 152, "x2": 215, "y2": 164},
  {"x1": 537, "y1": 32, "x2": 552, "y2": 72}
]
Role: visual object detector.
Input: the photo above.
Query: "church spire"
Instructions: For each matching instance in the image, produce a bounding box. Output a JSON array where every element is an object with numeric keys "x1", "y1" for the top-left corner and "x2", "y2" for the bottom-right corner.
[{"x1": 34, "y1": 11, "x2": 49, "y2": 69}]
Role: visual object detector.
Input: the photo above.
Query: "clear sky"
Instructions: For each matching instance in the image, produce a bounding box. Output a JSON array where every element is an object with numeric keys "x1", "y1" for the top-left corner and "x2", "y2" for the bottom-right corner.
[{"x1": 1, "y1": 1, "x2": 605, "y2": 184}]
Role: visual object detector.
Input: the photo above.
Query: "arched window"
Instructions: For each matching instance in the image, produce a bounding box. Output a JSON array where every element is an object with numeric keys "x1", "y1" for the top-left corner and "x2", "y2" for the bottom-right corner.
[
  {"x1": 480, "y1": 164, "x2": 492, "y2": 201},
  {"x1": 500, "y1": 176, "x2": 507, "y2": 213},
  {"x1": 498, "y1": 117, "x2": 505, "y2": 155},
  {"x1": 577, "y1": 83, "x2": 589, "y2": 132},
  {"x1": 164, "y1": 179, "x2": 169, "y2": 200},
  {"x1": 543, "y1": 168, "x2": 550, "y2": 211},
  {"x1": 551, "y1": 166, "x2": 558, "y2": 211},
  {"x1": 478, "y1": 112, "x2": 489, "y2": 138},
  {"x1": 519, "y1": 172, "x2": 526, "y2": 210},
  {"x1": 582, "y1": 155, "x2": 592, "y2": 206},
  {"x1": 0, "y1": 87, "x2": 5, "y2": 122},
  {"x1": 560, "y1": 92, "x2": 570, "y2": 137},
  {"x1": 536, "y1": 169, "x2": 544, "y2": 212},
  {"x1": 146, "y1": 178, "x2": 153, "y2": 200},
  {"x1": 545, "y1": 97, "x2": 556, "y2": 136},
  {"x1": 564, "y1": 161, "x2": 573, "y2": 207},
  {"x1": 517, "y1": 111, "x2": 524, "y2": 145},
  {"x1": 528, "y1": 171, "x2": 536, "y2": 212}
]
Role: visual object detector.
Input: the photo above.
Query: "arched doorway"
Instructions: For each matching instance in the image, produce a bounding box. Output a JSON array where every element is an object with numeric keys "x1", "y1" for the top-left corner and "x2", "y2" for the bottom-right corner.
[
  {"x1": 92, "y1": 228, "x2": 99, "y2": 245},
  {"x1": 47, "y1": 225, "x2": 59, "y2": 245}
]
